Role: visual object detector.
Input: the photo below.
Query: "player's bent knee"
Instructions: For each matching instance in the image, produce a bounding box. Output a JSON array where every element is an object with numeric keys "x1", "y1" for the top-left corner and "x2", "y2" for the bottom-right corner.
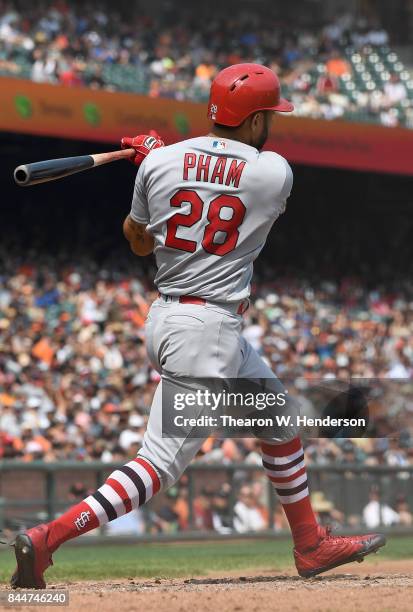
[{"x1": 137, "y1": 451, "x2": 184, "y2": 490}]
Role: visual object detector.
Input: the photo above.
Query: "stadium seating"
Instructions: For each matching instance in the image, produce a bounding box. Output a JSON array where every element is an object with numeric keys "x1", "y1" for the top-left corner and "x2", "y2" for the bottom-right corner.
[{"x1": 0, "y1": 2, "x2": 412, "y2": 127}]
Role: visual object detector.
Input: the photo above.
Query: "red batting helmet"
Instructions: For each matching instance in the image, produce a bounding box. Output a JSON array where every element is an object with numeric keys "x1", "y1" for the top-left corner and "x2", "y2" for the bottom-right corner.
[{"x1": 207, "y1": 63, "x2": 294, "y2": 127}]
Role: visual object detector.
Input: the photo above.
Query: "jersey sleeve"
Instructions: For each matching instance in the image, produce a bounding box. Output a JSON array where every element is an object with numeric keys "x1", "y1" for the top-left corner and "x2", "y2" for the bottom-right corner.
[
  {"x1": 256, "y1": 153, "x2": 293, "y2": 221},
  {"x1": 276, "y1": 159, "x2": 293, "y2": 217},
  {"x1": 130, "y1": 161, "x2": 149, "y2": 224}
]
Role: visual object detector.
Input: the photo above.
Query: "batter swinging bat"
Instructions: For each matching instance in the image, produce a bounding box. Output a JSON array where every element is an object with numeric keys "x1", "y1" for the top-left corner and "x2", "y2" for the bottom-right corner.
[{"x1": 13, "y1": 148, "x2": 135, "y2": 187}]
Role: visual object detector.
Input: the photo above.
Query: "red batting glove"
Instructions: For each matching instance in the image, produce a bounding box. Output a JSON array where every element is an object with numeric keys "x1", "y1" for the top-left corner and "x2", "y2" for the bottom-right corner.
[{"x1": 121, "y1": 130, "x2": 164, "y2": 166}]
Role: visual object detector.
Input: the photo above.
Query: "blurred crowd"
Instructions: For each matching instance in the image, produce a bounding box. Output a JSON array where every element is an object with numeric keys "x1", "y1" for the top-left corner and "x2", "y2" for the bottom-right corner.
[
  {"x1": 0, "y1": 0, "x2": 412, "y2": 127},
  {"x1": 1, "y1": 253, "x2": 412, "y2": 464}
]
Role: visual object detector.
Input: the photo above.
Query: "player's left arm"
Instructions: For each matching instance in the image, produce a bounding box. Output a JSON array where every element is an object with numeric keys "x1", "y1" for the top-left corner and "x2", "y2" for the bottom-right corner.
[
  {"x1": 123, "y1": 215, "x2": 154, "y2": 256},
  {"x1": 121, "y1": 130, "x2": 164, "y2": 257}
]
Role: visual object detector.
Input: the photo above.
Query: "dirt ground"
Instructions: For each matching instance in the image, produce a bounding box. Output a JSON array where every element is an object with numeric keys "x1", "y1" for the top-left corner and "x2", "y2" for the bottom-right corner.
[{"x1": 2, "y1": 559, "x2": 413, "y2": 612}]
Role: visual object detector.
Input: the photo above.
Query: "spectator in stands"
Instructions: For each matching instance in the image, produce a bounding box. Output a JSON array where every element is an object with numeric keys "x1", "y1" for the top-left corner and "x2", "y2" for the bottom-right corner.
[
  {"x1": 193, "y1": 487, "x2": 214, "y2": 531},
  {"x1": 363, "y1": 487, "x2": 400, "y2": 528},
  {"x1": 68, "y1": 482, "x2": 89, "y2": 503},
  {"x1": 337, "y1": 439, "x2": 366, "y2": 465},
  {"x1": 273, "y1": 505, "x2": 290, "y2": 532},
  {"x1": 366, "y1": 22, "x2": 389, "y2": 47},
  {"x1": 316, "y1": 70, "x2": 339, "y2": 95},
  {"x1": 310, "y1": 491, "x2": 344, "y2": 528},
  {"x1": 211, "y1": 484, "x2": 233, "y2": 534},
  {"x1": 325, "y1": 49, "x2": 351, "y2": 78},
  {"x1": 173, "y1": 483, "x2": 190, "y2": 531},
  {"x1": 384, "y1": 437, "x2": 410, "y2": 470},
  {"x1": 233, "y1": 485, "x2": 266, "y2": 533},
  {"x1": 151, "y1": 486, "x2": 180, "y2": 533},
  {"x1": 383, "y1": 74, "x2": 407, "y2": 108},
  {"x1": 31, "y1": 48, "x2": 56, "y2": 83},
  {"x1": 395, "y1": 495, "x2": 413, "y2": 526},
  {"x1": 118, "y1": 412, "x2": 145, "y2": 452},
  {"x1": 242, "y1": 315, "x2": 265, "y2": 353},
  {"x1": 194, "y1": 56, "x2": 217, "y2": 89},
  {"x1": 106, "y1": 509, "x2": 145, "y2": 535},
  {"x1": 305, "y1": 440, "x2": 341, "y2": 465}
]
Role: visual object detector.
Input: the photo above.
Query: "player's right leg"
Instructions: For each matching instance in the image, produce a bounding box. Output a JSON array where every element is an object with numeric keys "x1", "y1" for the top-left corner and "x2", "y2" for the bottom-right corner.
[{"x1": 238, "y1": 338, "x2": 386, "y2": 577}]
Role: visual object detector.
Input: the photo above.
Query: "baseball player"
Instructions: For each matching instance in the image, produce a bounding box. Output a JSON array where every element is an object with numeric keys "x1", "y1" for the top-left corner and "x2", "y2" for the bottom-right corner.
[{"x1": 11, "y1": 64, "x2": 385, "y2": 589}]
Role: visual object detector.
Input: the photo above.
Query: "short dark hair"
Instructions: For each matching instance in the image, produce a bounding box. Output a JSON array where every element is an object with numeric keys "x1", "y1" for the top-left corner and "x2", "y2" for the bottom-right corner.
[
  {"x1": 213, "y1": 122, "x2": 240, "y2": 131},
  {"x1": 213, "y1": 110, "x2": 269, "y2": 131}
]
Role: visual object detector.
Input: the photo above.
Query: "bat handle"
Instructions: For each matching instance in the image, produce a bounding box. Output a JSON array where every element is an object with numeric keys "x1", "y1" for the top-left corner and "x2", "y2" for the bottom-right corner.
[{"x1": 91, "y1": 148, "x2": 136, "y2": 165}]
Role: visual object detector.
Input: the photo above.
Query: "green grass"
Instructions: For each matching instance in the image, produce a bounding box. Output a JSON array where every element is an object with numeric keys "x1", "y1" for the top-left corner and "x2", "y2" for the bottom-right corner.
[{"x1": 1, "y1": 536, "x2": 412, "y2": 583}]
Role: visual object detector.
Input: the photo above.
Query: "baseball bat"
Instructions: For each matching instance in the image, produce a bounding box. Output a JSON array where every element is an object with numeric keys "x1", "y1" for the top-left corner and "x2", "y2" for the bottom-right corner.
[{"x1": 13, "y1": 148, "x2": 135, "y2": 187}]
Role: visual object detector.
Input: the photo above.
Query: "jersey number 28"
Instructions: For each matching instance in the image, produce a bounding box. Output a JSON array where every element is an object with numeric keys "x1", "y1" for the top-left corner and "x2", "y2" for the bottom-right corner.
[{"x1": 165, "y1": 189, "x2": 246, "y2": 256}]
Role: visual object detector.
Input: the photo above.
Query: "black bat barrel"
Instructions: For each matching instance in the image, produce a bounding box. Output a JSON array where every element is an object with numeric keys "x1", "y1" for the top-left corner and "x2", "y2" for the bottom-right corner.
[{"x1": 14, "y1": 155, "x2": 95, "y2": 187}]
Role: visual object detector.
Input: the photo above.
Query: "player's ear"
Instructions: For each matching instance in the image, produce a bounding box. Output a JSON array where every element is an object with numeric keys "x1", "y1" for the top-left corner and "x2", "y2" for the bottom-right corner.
[{"x1": 251, "y1": 113, "x2": 262, "y2": 130}]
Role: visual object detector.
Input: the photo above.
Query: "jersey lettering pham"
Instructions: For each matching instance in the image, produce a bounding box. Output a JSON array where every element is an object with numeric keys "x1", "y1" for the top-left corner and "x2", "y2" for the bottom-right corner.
[
  {"x1": 130, "y1": 136, "x2": 293, "y2": 302},
  {"x1": 183, "y1": 153, "x2": 246, "y2": 187}
]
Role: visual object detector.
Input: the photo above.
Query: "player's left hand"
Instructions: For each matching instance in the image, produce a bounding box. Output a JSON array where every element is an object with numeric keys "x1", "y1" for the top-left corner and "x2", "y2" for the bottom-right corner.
[{"x1": 121, "y1": 130, "x2": 164, "y2": 166}]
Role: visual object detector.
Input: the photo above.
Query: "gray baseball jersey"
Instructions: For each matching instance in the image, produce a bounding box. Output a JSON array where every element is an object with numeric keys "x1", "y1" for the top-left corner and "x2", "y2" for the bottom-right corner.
[{"x1": 130, "y1": 136, "x2": 293, "y2": 302}]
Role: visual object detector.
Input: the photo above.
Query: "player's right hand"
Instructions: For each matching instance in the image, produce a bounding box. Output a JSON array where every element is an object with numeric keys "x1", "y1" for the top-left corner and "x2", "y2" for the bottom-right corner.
[{"x1": 121, "y1": 130, "x2": 164, "y2": 167}]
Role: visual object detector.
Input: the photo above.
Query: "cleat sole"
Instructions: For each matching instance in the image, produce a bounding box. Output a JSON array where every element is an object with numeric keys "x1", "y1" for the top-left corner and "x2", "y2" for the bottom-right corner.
[{"x1": 10, "y1": 534, "x2": 38, "y2": 589}]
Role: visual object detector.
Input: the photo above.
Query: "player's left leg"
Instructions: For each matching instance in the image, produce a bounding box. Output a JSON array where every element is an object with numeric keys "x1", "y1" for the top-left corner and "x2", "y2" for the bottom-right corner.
[
  {"x1": 10, "y1": 457, "x2": 159, "y2": 588},
  {"x1": 238, "y1": 338, "x2": 386, "y2": 577},
  {"x1": 10, "y1": 444, "x2": 163, "y2": 589},
  {"x1": 11, "y1": 300, "x2": 239, "y2": 588},
  {"x1": 10, "y1": 380, "x2": 207, "y2": 589}
]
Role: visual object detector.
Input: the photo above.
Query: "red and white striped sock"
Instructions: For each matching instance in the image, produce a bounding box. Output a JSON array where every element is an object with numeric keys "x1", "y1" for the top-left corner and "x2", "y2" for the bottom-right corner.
[
  {"x1": 261, "y1": 437, "x2": 319, "y2": 552},
  {"x1": 46, "y1": 456, "x2": 160, "y2": 552}
]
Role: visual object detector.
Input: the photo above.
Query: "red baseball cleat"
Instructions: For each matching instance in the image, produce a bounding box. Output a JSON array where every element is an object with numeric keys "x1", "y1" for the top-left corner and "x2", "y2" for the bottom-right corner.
[
  {"x1": 10, "y1": 524, "x2": 53, "y2": 589},
  {"x1": 294, "y1": 526, "x2": 386, "y2": 578}
]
